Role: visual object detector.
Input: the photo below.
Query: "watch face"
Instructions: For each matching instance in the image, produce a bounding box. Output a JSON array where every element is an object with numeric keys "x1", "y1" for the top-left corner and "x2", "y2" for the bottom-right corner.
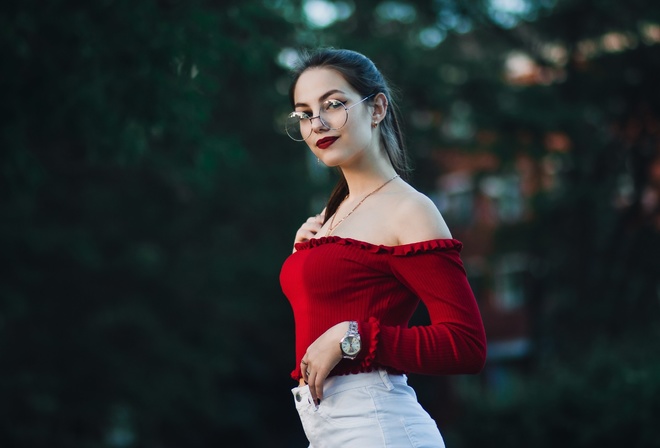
[{"x1": 341, "y1": 335, "x2": 361, "y2": 355}]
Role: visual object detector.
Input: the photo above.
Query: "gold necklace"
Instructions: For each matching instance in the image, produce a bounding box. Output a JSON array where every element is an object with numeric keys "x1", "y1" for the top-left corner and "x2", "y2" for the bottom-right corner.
[{"x1": 325, "y1": 174, "x2": 400, "y2": 237}]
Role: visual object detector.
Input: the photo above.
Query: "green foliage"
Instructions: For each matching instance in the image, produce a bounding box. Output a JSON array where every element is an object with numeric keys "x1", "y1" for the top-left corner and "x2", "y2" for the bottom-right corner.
[
  {"x1": 448, "y1": 335, "x2": 660, "y2": 448},
  {"x1": 1, "y1": 1, "x2": 308, "y2": 446}
]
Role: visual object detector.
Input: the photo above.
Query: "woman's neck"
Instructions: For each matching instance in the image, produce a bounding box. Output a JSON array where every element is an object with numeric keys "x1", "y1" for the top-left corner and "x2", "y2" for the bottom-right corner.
[{"x1": 341, "y1": 162, "x2": 398, "y2": 199}]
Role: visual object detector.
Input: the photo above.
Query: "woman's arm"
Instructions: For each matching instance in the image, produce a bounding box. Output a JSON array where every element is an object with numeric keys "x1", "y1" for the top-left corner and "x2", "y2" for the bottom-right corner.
[{"x1": 366, "y1": 192, "x2": 486, "y2": 374}]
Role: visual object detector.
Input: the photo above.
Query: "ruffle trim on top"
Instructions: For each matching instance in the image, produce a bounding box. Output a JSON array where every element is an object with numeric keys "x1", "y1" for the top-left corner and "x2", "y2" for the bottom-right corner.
[
  {"x1": 363, "y1": 317, "x2": 380, "y2": 368},
  {"x1": 294, "y1": 236, "x2": 462, "y2": 256}
]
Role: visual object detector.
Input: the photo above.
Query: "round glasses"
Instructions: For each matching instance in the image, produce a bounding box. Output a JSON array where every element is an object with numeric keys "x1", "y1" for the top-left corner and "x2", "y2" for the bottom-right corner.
[{"x1": 285, "y1": 94, "x2": 374, "y2": 141}]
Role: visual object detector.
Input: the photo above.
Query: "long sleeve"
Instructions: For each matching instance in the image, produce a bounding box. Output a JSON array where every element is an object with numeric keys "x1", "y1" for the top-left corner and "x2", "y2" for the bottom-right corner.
[{"x1": 360, "y1": 248, "x2": 487, "y2": 375}]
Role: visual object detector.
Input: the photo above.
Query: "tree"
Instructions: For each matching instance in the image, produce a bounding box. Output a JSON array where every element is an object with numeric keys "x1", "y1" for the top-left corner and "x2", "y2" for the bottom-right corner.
[{"x1": 1, "y1": 1, "x2": 309, "y2": 446}]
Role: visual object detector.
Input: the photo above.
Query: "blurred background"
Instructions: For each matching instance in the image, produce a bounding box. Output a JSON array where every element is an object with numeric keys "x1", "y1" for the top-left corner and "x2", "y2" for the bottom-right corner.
[{"x1": 2, "y1": 0, "x2": 659, "y2": 447}]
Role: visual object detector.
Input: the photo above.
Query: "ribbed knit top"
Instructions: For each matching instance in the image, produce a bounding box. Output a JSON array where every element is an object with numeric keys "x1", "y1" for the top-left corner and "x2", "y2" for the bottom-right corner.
[{"x1": 280, "y1": 236, "x2": 487, "y2": 381}]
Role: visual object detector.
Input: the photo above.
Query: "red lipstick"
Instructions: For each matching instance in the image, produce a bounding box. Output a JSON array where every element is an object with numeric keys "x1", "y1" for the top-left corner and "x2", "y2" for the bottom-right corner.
[{"x1": 316, "y1": 137, "x2": 338, "y2": 149}]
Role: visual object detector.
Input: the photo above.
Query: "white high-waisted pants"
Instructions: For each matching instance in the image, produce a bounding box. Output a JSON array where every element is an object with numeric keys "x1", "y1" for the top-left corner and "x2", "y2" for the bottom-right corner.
[{"x1": 291, "y1": 369, "x2": 445, "y2": 448}]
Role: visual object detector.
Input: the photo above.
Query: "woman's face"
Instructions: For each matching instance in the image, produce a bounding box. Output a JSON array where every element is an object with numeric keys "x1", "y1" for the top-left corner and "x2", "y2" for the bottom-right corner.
[{"x1": 292, "y1": 68, "x2": 379, "y2": 168}]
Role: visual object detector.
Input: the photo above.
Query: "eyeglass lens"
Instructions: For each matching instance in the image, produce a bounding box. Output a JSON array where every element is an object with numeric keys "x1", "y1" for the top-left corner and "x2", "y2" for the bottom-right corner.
[{"x1": 285, "y1": 100, "x2": 350, "y2": 141}]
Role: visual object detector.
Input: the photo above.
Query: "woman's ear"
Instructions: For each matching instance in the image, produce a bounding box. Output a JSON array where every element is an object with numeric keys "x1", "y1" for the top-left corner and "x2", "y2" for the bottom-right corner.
[{"x1": 372, "y1": 92, "x2": 388, "y2": 123}]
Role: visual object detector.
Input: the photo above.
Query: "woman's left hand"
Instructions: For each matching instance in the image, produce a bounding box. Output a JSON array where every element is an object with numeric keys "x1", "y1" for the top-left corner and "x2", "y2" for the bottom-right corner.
[{"x1": 300, "y1": 321, "x2": 349, "y2": 405}]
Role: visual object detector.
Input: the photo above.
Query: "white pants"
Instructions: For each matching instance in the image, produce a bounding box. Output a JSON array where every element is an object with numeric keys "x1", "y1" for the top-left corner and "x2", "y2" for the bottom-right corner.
[{"x1": 291, "y1": 370, "x2": 445, "y2": 448}]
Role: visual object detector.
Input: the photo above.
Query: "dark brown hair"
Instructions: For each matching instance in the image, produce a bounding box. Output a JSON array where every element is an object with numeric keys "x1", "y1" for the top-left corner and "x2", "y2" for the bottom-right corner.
[{"x1": 288, "y1": 48, "x2": 411, "y2": 224}]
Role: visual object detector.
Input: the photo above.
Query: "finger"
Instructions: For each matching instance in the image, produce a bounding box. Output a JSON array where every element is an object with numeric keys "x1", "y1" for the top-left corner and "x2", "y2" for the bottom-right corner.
[
  {"x1": 294, "y1": 229, "x2": 317, "y2": 244},
  {"x1": 300, "y1": 360, "x2": 309, "y2": 383},
  {"x1": 296, "y1": 228, "x2": 316, "y2": 240},
  {"x1": 301, "y1": 221, "x2": 322, "y2": 234},
  {"x1": 299, "y1": 224, "x2": 320, "y2": 235},
  {"x1": 306, "y1": 213, "x2": 324, "y2": 225},
  {"x1": 308, "y1": 371, "x2": 318, "y2": 404},
  {"x1": 312, "y1": 371, "x2": 326, "y2": 403}
]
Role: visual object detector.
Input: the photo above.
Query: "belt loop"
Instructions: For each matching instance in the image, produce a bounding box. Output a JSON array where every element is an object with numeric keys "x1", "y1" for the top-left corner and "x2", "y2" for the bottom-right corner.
[{"x1": 379, "y1": 369, "x2": 394, "y2": 391}]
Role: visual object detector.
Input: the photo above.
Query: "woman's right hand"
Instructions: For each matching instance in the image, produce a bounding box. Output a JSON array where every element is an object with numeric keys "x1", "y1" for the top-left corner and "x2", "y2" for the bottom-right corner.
[{"x1": 292, "y1": 211, "x2": 325, "y2": 252}]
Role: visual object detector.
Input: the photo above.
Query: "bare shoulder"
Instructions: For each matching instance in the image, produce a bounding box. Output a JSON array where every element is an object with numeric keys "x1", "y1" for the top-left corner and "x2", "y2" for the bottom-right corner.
[{"x1": 391, "y1": 187, "x2": 452, "y2": 245}]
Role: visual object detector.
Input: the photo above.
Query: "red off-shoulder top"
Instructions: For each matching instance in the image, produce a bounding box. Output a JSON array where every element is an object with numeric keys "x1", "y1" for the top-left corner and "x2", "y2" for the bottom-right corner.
[{"x1": 279, "y1": 236, "x2": 487, "y2": 381}]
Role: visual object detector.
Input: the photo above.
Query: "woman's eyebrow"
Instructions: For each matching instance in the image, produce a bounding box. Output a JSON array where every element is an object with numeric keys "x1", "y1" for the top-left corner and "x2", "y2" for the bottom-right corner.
[{"x1": 294, "y1": 89, "x2": 346, "y2": 108}]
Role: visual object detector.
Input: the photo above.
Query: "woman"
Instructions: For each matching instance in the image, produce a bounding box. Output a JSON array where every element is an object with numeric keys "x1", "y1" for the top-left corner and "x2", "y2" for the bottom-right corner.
[{"x1": 279, "y1": 48, "x2": 487, "y2": 447}]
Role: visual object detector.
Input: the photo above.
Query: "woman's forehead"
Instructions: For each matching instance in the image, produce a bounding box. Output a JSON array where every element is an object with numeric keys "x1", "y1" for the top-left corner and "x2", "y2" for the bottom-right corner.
[{"x1": 293, "y1": 68, "x2": 355, "y2": 104}]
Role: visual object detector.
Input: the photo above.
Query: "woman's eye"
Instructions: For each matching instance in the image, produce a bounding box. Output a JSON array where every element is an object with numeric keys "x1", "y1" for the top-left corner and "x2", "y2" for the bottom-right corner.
[
  {"x1": 325, "y1": 100, "x2": 344, "y2": 110},
  {"x1": 292, "y1": 111, "x2": 311, "y2": 120}
]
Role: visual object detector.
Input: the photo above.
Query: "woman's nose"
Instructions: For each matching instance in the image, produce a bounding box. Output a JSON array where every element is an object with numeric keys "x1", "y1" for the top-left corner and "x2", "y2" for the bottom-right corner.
[{"x1": 310, "y1": 116, "x2": 328, "y2": 133}]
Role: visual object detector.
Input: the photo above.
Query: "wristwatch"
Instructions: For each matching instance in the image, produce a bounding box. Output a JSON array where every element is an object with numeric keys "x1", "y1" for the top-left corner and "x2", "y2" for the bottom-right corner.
[{"x1": 340, "y1": 321, "x2": 361, "y2": 360}]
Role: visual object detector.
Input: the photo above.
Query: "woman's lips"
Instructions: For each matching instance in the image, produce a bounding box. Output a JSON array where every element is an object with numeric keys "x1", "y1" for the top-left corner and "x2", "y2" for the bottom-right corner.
[{"x1": 316, "y1": 137, "x2": 338, "y2": 149}]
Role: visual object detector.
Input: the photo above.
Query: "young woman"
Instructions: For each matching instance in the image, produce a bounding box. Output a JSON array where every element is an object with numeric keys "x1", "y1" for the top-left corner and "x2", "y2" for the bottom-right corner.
[{"x1": 279, "y1": 48, "x2": 487, "y2": 447}]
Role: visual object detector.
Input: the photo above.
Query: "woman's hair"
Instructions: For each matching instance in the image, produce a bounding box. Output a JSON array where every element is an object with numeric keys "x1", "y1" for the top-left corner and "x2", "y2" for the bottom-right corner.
[{"x1": 288, "y1": 48, "x2": 411, "y2": 224}]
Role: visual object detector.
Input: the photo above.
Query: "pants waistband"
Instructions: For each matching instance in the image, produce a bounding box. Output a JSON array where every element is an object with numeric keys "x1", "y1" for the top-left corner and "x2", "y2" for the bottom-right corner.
[{"x1": 295, "y1": 369, "x2": 407, "y2": 399}]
